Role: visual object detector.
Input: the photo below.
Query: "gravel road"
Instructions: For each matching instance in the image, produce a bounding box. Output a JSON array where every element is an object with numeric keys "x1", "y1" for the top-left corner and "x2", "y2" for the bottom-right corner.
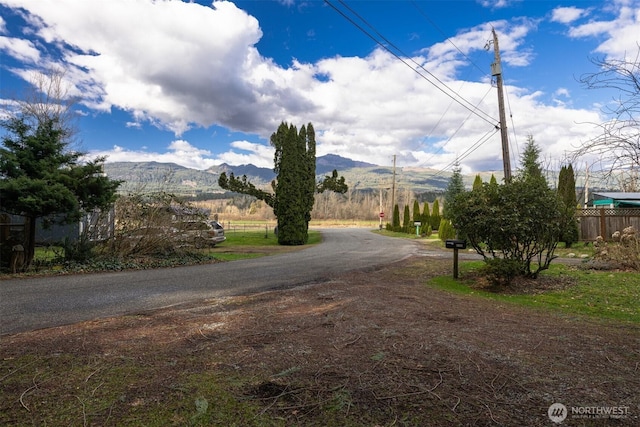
[{"x1": 0, "y1": 228, "x2": 418, "y2": 335}]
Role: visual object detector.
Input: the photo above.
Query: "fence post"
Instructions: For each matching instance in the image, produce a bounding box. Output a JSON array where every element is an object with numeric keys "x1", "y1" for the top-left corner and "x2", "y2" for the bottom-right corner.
[{"x1": 599, "y1": 208, "x2": 606, "y2": 240}]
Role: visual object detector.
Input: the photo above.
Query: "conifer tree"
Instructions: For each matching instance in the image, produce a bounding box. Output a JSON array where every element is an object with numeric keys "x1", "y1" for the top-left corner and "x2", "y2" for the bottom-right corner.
[
  {"x1": 472, "y1": 174, "x2": 483, "y2": 191},
  {"x1": 218, "y1": 122, "x2": 347, "y2": 245},
  {"x1": 412, "y1": 200, "x2": 421, "y2": 223},
  {"x1": 449, "y1": 134, "x2": 564, "y2": 280},
  {"x1": 558, "y1": 164, "x2": 579, "y2": 247},
  {"x1": 519, "y1": 135, "x2": 545, "y2": 183},
  {"x1": 392, "y1": 204, "x2": 401, "y2": 230},
  {"x1": 422, "y1": 202, "x2": 430, "y2": 229},
  {"x1": 443, "y1": 163, "x2": 465, "y2": 219},
  {"x1": 430, "y1": 199, "x2": 441, "y2": 230},
  {"x1": 403, "y1": 205, "x2": 411, "y2": 233},
  {"x1": 0, "y1": 117, "x2": 121, "y2": 268}
]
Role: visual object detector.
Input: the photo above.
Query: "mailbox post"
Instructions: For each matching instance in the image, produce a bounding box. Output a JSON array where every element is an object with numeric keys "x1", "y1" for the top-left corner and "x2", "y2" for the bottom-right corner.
[
  {"x1": 414, "y1": 221, "x2": 421, "y2": 236},
  {"x1": 445, "y1": 239, "x2": 467, "y2": 279}
]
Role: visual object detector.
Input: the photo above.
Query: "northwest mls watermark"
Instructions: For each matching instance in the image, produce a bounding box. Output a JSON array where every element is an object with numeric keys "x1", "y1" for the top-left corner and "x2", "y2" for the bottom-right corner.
[{"x1": 548, "y1": 403, "x2": 630, "y2": 423}]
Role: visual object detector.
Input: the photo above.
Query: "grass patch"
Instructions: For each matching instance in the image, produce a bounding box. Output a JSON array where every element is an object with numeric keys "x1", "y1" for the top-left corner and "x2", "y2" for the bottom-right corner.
[
  {"x1": 34, "y1": 245, "x2": 63, "y2": 262},
  {"x1": 553, "y1": 241, "x2": 595, "y2": 259},
  {"x1": 223, "y1": 230, "x2": 321, "y2": 247},
  {"x1": 429, "y1": 261, "x2": 640, "y2": 323},
  {"x1": 0, "y1": 353, "x2": 282, "y2": 427},
  {"x1": 211, "y1": 230, "x2": 321, "y2": 261}
]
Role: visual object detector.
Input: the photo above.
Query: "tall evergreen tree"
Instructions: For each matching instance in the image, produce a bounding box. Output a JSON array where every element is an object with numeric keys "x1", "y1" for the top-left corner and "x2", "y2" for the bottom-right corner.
[
  {"x1": 558, "y1": 164, "x2": 579, "y2": 247},
  {"x1": 422, "y1": 202, "x2": 430, "y2": 229},
  {"x1": 272, "y1": 123, "x2": 309, "y2": 244},
  {"x1": 558, "y1": 164, "x2": 577, "y2": 209},
  {"x1": 430, "y1": 199, "x2": 441, "y2": 230},
  {"x1": 518, "y1": 135, "x2": 545, "y2": 183},
  {"x1": 403, "y1": 205, "x2": 411, "y2": 233},
  {"x1": 412, "y1": 199, "x2": 421, "y2": 223},
  {"x1": 472, "y1": 174, "x2": 483, "y2": 191},
  {"x1": 0, "y1": 117, "x2": 121, "y2": 268},
  {"x1": 392, "y1": 204, "x2": 401, "y2": 229},
  {"x1": 218, "y1": 122, "x2": 347, "y2": 245},
  {"x1": 443, "y1": 163, "x2": 465, "y2": 219}
]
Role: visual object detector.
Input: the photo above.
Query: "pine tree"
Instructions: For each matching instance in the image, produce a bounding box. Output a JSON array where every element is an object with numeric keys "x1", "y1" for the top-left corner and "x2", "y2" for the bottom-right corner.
[
  {"x1": 443, "y1": 163, "x2": 465, "y2": 219},
  {"x1": 518, "y1": 135, "x2": 545, "y2": 183}
]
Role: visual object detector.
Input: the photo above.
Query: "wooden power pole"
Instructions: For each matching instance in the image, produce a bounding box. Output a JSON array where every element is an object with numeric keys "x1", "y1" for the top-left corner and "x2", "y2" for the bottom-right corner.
[
  {"x1": 491, "y1": 28, "x2": 512, "y2": 182},
  {"x1": 391, "y1": 154, "x2": 396, "y2": 212}
]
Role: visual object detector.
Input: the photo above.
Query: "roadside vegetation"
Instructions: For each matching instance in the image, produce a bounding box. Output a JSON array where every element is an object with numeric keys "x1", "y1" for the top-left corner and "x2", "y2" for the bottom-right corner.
[
  {"x1": 19, "y1": 229, "x2": 321, "y2": 276},
  {"x1": 430, "y1": 261, "x2": 640, "y2": 323}
]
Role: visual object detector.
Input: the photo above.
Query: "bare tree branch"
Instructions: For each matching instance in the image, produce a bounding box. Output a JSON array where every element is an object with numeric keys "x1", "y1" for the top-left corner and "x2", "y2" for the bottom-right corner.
[
  {"x1": 14, "y1": 67, "x2": 80, "y2": 143},
  {"x1": 572, "y1": 46, "x2": 640, "y2": 189}
]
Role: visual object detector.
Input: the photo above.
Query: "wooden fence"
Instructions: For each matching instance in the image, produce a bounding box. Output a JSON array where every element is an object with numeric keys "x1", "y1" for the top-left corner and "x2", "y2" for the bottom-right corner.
[{"x1": 577, "y1": 208, "x2": 640, "y2": 241}]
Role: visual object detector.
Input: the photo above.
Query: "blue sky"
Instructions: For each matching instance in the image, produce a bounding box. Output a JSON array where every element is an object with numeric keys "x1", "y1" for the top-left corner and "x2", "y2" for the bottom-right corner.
[{"x1": 1, "y1": 0, "x2": 638, "y2": 174}]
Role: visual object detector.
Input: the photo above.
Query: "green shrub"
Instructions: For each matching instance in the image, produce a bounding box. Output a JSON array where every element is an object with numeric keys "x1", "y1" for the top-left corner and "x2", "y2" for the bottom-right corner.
[
  {"x1": 480, "y1": 258, "x2": 525, "y2": 286},
  {"x1": 438, "y1": 219, "x2": 456, "y2": 241}
]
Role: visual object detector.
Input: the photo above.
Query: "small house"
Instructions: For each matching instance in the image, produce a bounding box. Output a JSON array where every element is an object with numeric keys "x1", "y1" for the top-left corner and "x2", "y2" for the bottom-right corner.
[{"x1": 590, "y1": 192, "x2": 640, "y2": 208}]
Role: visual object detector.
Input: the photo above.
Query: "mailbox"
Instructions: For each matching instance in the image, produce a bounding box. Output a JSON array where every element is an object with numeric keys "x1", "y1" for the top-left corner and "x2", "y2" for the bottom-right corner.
[{"x1": 445, "y1": 239, "x2": 467, "y2": 249}]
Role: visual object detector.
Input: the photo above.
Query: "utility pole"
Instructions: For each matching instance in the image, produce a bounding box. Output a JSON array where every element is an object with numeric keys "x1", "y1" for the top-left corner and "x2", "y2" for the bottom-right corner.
[
  {"x1": 391, "y1": 154, "x2": 396, "y2": 214},
  {"x1": 490, "y1": 28, "x2": 512, "y2": 182}
]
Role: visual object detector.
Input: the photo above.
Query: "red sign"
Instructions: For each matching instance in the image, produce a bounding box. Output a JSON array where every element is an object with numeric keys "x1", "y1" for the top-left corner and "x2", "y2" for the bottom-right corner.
[{"x1": 379, "y1": 212, "x2": 385, "y2": 218}]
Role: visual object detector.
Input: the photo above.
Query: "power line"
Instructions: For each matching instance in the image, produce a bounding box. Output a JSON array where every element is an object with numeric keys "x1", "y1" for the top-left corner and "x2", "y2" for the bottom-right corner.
[
  {"x1": 416, "y1": 85, "x2": 494, "y2": 168},
  {"x1": 431, "y1": 127, "x2": 500, "y2": 178},
  {"x1": 504, "y1": 85, "x2": 520, "y2": 164},
  {"x1": 324, "y1": 0, "x2": 498, "y2": 127},
  {"x1": 409, "y1": 0, "x2": 488, "y2": 80},
  {"x1": 408, "y1": 0, "x2": 492, "y2": 144},
  {"x1": 324, "y1": 0, "x2": 508, "y2": 176}
]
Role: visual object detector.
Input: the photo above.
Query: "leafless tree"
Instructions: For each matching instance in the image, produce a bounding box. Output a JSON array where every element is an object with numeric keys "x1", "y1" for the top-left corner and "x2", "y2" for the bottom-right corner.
[
  {"x1": 573, "y1": 46, "x2": 640, "y2": 187},
  {"x1": 13, "y1": 67, "x2": 79, "y2": 143}
]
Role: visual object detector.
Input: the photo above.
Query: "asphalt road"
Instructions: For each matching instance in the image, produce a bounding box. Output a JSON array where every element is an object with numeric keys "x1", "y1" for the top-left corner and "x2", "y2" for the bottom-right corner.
[{"x1": 0, "y1": 228, "x2": 419, "y2": 335}]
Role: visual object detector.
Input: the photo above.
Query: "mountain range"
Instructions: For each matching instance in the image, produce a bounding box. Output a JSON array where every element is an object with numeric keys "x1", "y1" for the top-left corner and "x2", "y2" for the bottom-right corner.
[{"x1": 102, "y1": 154, "x2": 500, "y2": 197}]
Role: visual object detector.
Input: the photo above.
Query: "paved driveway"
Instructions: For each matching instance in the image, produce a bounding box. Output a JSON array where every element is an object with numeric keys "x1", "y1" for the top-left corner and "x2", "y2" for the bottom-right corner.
[{"x1": 0, "y1": 228, "x2": 418, "y2": 335}]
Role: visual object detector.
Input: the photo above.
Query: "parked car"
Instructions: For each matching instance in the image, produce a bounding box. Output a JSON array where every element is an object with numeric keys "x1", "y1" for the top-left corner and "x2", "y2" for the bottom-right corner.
[{"x1": 173, "y1": 220, "x2": 225, "y2": 248}]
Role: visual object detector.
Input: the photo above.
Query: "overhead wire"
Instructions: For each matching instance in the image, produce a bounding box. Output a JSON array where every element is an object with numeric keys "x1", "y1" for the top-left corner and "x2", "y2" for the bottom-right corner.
[
  {"x1": 409, "y1": 0, "x2": 488, "y2": 79},
  {"x1": 504, "y1": 85, "x2": 520, "y2": 165},
  {"x1": 325, "y1": 0, "x2": 506, "y2": 174},
  {"x1": 324, "y1": 0, "x2": 498, "y2": 127},
  {"x1": 431, "y1": 127, "x2": 500, "y2": 178},
  {"x1": 408, "y1": 0, "x2": 494, "y2": 154},
  {"x1": 415, "y1": 85, "x2": 494, "y2": 168}
]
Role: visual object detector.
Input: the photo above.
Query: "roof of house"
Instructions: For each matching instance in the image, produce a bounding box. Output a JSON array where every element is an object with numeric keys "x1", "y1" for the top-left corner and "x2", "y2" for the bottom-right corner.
[
  {"x1": 593, "y1": 192, "x2": 640, "y2": 200},
  {"x1": 592, "y1": 192, "x2": 640, "y2": 207}
]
